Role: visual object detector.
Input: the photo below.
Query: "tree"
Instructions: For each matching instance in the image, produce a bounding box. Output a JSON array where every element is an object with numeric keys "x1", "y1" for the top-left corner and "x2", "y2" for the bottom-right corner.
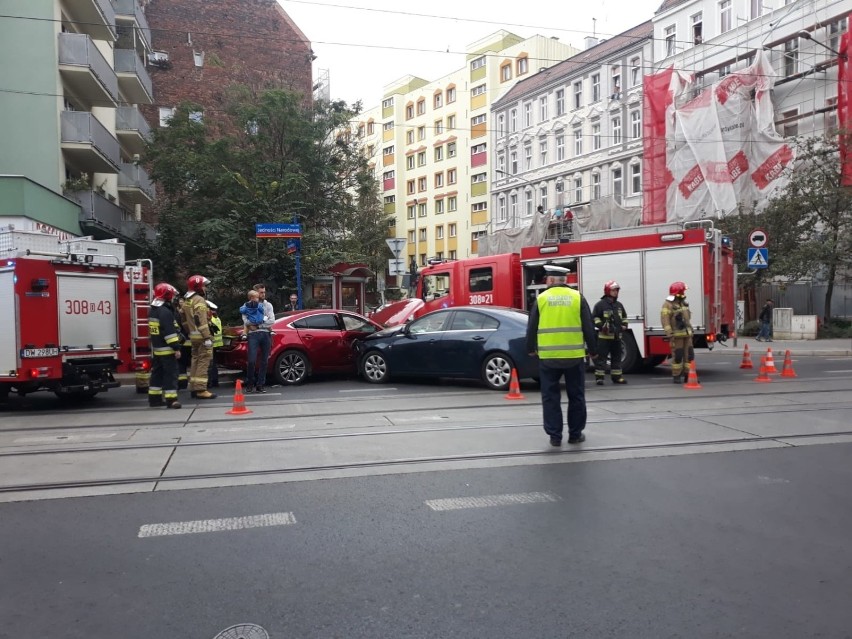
[
  {"x1": 145, "y1": 89, "x2": 390, "y2": 318},
  {"x1": 717, "y1": 134, "x2": 852, "y2": 322}
]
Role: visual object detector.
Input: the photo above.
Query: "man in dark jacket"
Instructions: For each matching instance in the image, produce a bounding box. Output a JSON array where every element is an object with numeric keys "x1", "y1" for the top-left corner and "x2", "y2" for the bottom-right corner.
[
  {"x1": 592, "y1": 280, "x2": 628, "y2": 385},
  {"x1": 757, "y1": 300, "x2": 773, "y2": 342}
]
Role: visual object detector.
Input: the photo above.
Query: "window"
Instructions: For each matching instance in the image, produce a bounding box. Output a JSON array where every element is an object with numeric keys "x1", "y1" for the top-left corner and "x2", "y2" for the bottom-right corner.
[
  {"x1": 436, "y1": 225, "x2": 444, "y2": 239},
  {"x1": 631, "y1": 57, "x2": 641, "y2": 87},
  {"x1": 574, "y1": 128, "x2": 583, "y2": 156},
  {"x1": 612, "y1": 116, "x2": 622, "y2": 145},
  {"x1": 449, "y1": 223, "x2": 457, "y2": 237},
  {"x1": 450, "y1": 250, "x2": 457, "y2": 260},
  {"x1": 540, "y1": 139, "x2": 548, "y2": 165},
  {"x1": 613, "y1": 167, "x2": 623, "y2": 203},
  {"x1": 720, "y1": 0, "x2": 732, "y2": 34},
  {"x1": 750, "y1": 0, "x2": 762, "y2": 19},
  {"x1": 448, "y1": 142, "x2": 457, "y2": 157},
  {"x1": 293, "y1": 313, "x2": 340, "y2": 331},
  {"x1": 592, "y1": 172, "x2": 601, "y2": 200},
  {"x1": 434, "y1": 146, "x2": 443, "y2": 162},
  {"x1": 631, "y1": 110, "x2": 641, "y2": 139},
  {"x1": 470, "y1": 56, "x2": 486, "y2": 70},
  {"x1": 472, "y1": 143, "x2": 487, "y2": 155},
  {"x1": 511, "y1": 149, "x2": 518, "y2": 173},
  {"x1": 501, "y1": 64, "x2": 512, "y2": 81},
  {"x1": 472, "y1": 84, "x2": 487, "y2": 97},
  {"x1": 383, "y1": 145, "x2": 394, "y2": 156},
  {"x1": 472, "y1": 201, "x2": 488, "y2": 212},
  {"x1": 540, "y1": 96, "x2": 548, "y2": 122},
  {"x1": 631, "y1": 162, "x2": 642, "y2": 194},
  {"x1": 611, "y1": 64, "x2": 621, "y2": 96},
  {"x1": 498, "y1": 114, "x2": 505, "y2": 137},
  {"x1": 418, "y1": 177, "x2": 427, "y2": 191},
  {"x1": 472, "y1": 172, "x2": 487, "y2": 183},
  {"x1": 829, "y1": 19, "x2": 848, "y2": 52},
  {"x1": 497, "y1": 154, "x2": 505, "y2": 177},
  {"x1": 781, "y1": 109, "x2": 798, "y2": 137},
  {"x1": 510, "y1": 194, "x2": 518, "y2": 222},
  {"x1": 383, "y1": 170, "x2": 395, "y2": 182},
  {"x1": 417, "y1": 99, "x2": 425, "y2": 115},
  {"x1": 435, "y1": 199, "x2": 444, "y2": 214},
  {"x1": 447, "y1": 87, "x2": 457, "y2": 103},
  {"x1": 382, "y1": 97, "x2": 394, "y2": 109},
  {"x1": 189, "y1": 110, "x2": 203, "y2": 123},
  {"x1": 524, "y1": 102, "x2": 532, "y2": 127},
  {"x1": 418, "y1": 202, "x2": 427, "y2": 217},
  {"x1": 406, "y1": 130, "x2": 414, "y2": 144},
  {"x1": 406, "y1": 104, "x2": 414, "y2": 120},
  {"x1": 825, "y1": 96, "x2": 839, "y2": 136},
  {"x1": 573, "y1": 176, "x2": 583, "y2": 204},
  {"x1": 592, "y1": 74, "x2": 601, "y2": 102},
  {"x1": 448, "y1": 168, "x2": 457, "y2": 184},
  {"x1": 407, "y1": 155, "x2": 415, "y2": 169},
  {"x1": 664, "y1": 25, "x2": 676, "y2": 57},
  {"x1": 383, "y1": 121, "x2": 394, "y2": 131},
  {"x1": 367, "y1": 121, "x2": 375, "y2": 135},
  {"x1": 784, "y1": 39, "x2": 799, "y2": 77},
  {"x1": 434, "y1": 119, "x2": 443, "y2": 134},
  {"x1": 384, "y1": 195, "x2": 395, "y2": 205},
  {"x1": 517, "y1": 57, "x2": 528, "y2": 75},
  {"x1": 434, "y1": 92, "x2": 443, "y2": 108},
  {"x1": 448, "y1": 197, "x2": 457, "y2": 212},
  {"x1": 447, "y1": 114, "x2": 456, "y2": 130},
  {"x1": 419, "y1": 228, "x2": 427, "y2": 242},
  {"x1": 692, "y1": 12, "x2": 703, "y2": 44},
  {"x1": 434, "y1": 172, "x2": 444, "y2": 188},
  {"x1": 498, "y1": 195, "x2": 507, "y2": 222},
  {"x1": 471, "y1": 114, "x2": 487, "y2": 126},
  {"x1": 556, "y1": 89, "x2": 565, "y2": 115},
  {"x1": 407, "y1": 205, "x2": 415, "y2": 219},
  {"x1": 408, "y1": 230, "x2": 416, "y2": 243},
  {"x1": 510, "y1": 109, "x2": 517, "y2": 132},
  {"x1": 524, "y1": 144, "x2": 532, "y2": 170},
  {"x1": 539, "y1": 186, "x2": 548, "y2": 212},
  {"x1": 418, "y1": 151, "x2": 426, "y2": 166},
  {"x1": 407, "y1": 179, "x2": 415, "y2": 194},
  {"x1": 524, "y1": 189, "x2": 533, "y2": 216},
  {"x1": 573, "y1": 81, "x2": 583, "y2": 109},
  {"x1": 592, "y1": 121, "x2": 601, "y2": 150},
  {"x1": 418, "y1": 126, "x2": 426, "y2": 140},
  {"x1": 158, "y1": 106, "x2": 175, "y2": 126},
  {"x1": 556, "y1": 133, "x2": 565, "y2": 161}
]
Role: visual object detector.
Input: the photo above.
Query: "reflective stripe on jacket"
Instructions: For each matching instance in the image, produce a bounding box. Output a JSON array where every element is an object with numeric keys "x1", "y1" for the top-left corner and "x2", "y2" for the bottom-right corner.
[
  {"x1": 148, "y1": 304, "x2": 182, "y2": 356},
  {"x1": 536, "y1": 286, "x2": 585, "y2": 360}
]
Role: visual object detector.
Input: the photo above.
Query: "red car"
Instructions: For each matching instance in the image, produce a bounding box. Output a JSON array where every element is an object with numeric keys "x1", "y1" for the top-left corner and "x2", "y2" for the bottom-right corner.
[{"x1": 216, "y1": 309, "x2": 385, "y2": 385}]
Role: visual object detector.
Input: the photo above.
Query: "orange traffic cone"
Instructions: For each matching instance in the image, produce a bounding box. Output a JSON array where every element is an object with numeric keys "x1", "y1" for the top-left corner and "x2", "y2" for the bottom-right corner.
[
  {"x1": 504, "y1": 368, "x2": 525, "y2": 400},
  {"x1": 780, "y1": 350, "x2": 797, "y2": 378},
  {"x1": 684, "y1": 361, "x2": 702, "y2": 389},
  {"x1": 739, "y1": 344, "x2": 753, "y2": 369},
  {"x1": 764, "y1": 348, "x2": 778, "y2": 374},
  {"x1": 755, "y1": 356, "x2": 772, "y2": 383},
  {"x1": 226, "y1": 379, "x2": 253, "y2": 415}
]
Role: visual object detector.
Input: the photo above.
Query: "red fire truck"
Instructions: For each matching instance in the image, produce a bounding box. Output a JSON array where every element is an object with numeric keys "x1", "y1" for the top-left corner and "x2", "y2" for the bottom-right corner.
[
  {"x1": 0, "y1": 229, "x2": 152, "y2": 400},
  {"x1": 387, "y1": 221, "x2": 735, "y2": 373}
]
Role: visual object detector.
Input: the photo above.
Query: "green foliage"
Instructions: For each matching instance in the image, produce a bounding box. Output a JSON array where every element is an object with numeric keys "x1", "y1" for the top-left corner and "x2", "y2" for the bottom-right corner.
[
  {"x1": 818, "y1": 317, "x2": 852, "y2": 338},
  {"x1": 145, "y1": 89, "x2": 390, "y2": 312}
]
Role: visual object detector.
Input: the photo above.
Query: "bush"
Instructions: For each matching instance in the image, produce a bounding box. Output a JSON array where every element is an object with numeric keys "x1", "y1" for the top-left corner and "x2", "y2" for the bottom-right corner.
[
  {"x1": 818, "y1": 317, "x2": 852, "y2": 338},
  {"x1": 740, "y1": 320, "x2": 760, "y2": 337}
]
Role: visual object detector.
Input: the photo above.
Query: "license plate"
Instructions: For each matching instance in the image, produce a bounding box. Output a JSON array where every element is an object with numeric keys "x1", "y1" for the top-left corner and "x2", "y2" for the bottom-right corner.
[{"x1": 22, "y1": 347, "x2": 60, "y2": 358}]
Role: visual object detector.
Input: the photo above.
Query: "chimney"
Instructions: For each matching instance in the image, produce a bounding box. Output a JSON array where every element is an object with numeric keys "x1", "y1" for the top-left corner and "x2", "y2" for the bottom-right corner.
[{"x1": 584, "y1": 36, "x2": 600, "y2": 50}]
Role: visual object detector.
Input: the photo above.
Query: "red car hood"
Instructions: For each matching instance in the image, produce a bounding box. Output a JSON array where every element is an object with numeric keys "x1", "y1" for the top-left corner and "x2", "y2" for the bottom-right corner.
[{"x1": 370, "y1": 299, "x2": 423, "y2": 327}]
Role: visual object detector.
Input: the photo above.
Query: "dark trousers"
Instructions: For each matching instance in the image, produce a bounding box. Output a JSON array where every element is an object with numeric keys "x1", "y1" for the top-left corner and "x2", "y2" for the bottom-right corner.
[
  {"x1": 594, "y1": 336, "x2": 624, "y2": 379},
  {"x1": 539, "y1": 361, "x2": 587, "y2": 440},
  {"x1": 246, "y1": 331, "x2": 272, "y2": 387},
  {"x1": 207, "y1": 348, "x2": 219, "y2": 387},
  {"x1": 149, "y1": 353, "x2": 179, "y2": 405}
]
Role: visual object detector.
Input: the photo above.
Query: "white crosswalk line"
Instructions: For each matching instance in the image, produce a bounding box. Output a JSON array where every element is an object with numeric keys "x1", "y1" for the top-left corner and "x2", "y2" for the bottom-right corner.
[
  {"x1": 425, "y1": 491, "x2": 559, "y2": 512},
  {"x1": 138, "y1": 512, "x2": 296, "y2": 538}
]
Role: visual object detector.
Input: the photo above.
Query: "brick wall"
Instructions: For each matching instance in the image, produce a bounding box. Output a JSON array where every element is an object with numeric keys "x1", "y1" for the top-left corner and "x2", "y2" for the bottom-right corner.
[{"x1": 142, "y1": 0, "x2": 313, "y2": 129}]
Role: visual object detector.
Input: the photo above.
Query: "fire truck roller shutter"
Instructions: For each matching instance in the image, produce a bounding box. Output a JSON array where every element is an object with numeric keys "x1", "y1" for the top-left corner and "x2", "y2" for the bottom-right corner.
[
  {"x1": 56, "y1": 273, "x2": 119, "y2": 351},
  {"x1": 642, "y1": 246, "x2": 704, "y2": 330},
  {"x1": 0, "y1": 268, "x2": 16, "y2": 376}
]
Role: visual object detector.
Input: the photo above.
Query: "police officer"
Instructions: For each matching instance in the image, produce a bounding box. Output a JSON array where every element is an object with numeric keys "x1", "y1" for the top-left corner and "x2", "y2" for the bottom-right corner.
[
  {"x1": 182, "y1": 274, "x2": 217, "y2": 399},
  {"x1": 592, "y1": 280, "x2": 628, "y2": 385},
  {"x1": 526, "y1": 264, "x2": 597, "y2": 447},
  {"x1": 661, "y1": 281, "x2": 694, "y2": 384},
  {"x1": 148, "y1": 283, "x2": 182, "y2": 409}
]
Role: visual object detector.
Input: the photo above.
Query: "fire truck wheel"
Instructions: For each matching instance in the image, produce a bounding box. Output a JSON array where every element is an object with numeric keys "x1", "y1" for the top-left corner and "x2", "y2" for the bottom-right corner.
[
  {"x1": 621, "y1": 333, "x2": 640, "y2": 374},
  {"x1": 273, "y1": 350, "x2": 309, "y2": 386},
  {"x1": 646, "y1": 355, "x2": 668, "y2": 369},
  {"x1": 361, "y1": 351, "x2": 390, "y2": 384},
  {"x1": 481, "y1": 352, "x2": 514, "y2": 391}
]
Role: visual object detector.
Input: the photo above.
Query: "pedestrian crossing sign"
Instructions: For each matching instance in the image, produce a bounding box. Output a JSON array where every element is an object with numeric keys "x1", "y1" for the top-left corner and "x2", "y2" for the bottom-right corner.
[{"x1": 747, "y1": 247, "x2": 768, "y2": 269}]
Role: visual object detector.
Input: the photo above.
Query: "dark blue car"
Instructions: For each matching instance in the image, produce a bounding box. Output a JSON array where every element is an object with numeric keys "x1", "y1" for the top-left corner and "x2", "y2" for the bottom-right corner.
[{"x1": 357, "y1": 306, "x2": 538, "y2": 390}]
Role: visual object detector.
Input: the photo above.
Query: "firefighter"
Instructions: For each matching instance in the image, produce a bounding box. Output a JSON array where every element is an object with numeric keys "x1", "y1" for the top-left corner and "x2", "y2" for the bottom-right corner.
[
  {"x1": 174, "y1": 296, "x2": 191, "y2": 390},
  {"x1": 592, "y1": 280, "x2": 628, "y2": 385},
  {"x1": 148, "y1": 283, "x2": 183, "y2": 409},
  {"x1": 661, "y1": 281, "x2": 694, "y2": 384},
  {"x1": 182, "y1": 274, "x2": 217, "y2": 399}
]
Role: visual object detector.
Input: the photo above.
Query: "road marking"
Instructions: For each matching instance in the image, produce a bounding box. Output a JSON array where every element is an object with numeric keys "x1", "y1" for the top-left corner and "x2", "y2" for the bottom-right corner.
[
  {"x1": 826, "y1": 370, "x2": 852, "y2": 374},
  {"x1": 339, "y1": 388, "x2": 400, "y2": 393},
  {"x1": 425, "y1": 491, "x2": 559, "y2": 512},
  {"x1": 138, "y1": 512, "x2": 296, "y2": 538}
]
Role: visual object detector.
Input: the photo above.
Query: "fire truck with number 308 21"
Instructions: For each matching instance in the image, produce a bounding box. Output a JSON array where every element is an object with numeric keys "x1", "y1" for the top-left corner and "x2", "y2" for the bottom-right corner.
[
  {"x1": 0, "y1": 229, "x2": 152, "y2": 401},
  {"x1": 391, "y1": 221, "x2": 736, "y2": 374}
]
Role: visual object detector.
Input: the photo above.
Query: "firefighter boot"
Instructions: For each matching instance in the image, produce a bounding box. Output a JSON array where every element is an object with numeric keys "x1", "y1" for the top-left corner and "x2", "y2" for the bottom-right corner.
[
  {"x1": 194, "y1": 390, "x2": 217, "y2": 400},
  {"x1": 611, "y1": 376, "x2": 627, "y2": 384},
  {"x1": 166, "y1": 399, "x2": 182, "y2": 409},
  {"x1": 148, "y1": 394, "x2": 164, "y2": 408}
]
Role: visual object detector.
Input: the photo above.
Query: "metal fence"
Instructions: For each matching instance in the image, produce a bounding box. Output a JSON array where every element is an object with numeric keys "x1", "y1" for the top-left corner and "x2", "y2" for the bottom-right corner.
[{"x1": 753, "y1": 283, "x2": 852, "y2": 319}]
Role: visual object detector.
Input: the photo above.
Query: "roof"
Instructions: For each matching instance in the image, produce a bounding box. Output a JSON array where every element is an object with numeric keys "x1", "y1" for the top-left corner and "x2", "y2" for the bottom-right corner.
[
  {"x1": 493, "y1": 21, "x2": 653, "y2": 108},
  {"x1": 656, "y1": 0, "x2": 693, "y2": 13}
]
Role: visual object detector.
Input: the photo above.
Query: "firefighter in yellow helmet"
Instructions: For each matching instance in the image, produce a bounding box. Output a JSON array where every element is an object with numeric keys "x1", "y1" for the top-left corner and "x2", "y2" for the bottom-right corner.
[
  {"x1": 182, "y1": 274, "x2": 217, "y2": 399},
  {"x1": 661, "y1": 281, "x2": 694, "y2": 384}
]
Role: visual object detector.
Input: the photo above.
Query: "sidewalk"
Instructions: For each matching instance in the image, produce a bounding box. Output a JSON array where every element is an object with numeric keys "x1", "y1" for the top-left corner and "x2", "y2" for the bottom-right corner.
[{"x1": 722, "y1": 337, "x2": 852, "y2": 357}]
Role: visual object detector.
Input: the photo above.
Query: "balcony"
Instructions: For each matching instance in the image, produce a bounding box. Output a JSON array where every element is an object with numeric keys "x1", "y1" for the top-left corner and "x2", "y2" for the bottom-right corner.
[
  {"x1": 114, "y1": 49, "x2": 153, "y2": 104},
  {"x1": 67, "y1": 190, "x2": 157, "y2": 252},
  {"x1": 60, "y1": 111, "x2": 120, "y2": 174},
  {"x1": 58, "y1": 33, "x2": 118, "y2": 108},
  {"x1": 61, "y1": 0, "x2": 116, "y2": 42},
  {"x1": 115, "y1": 106, "x2": 151, "y2": 155},
  {"x1": 112, "y1": 0, "x2": 152, "y2": 53},
  {"x1": 118, "y1": 162, "x2": 154, "y2": 204}
]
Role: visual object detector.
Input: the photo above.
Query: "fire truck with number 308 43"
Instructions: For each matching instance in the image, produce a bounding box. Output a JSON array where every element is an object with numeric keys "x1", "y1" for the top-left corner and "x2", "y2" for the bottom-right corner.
[
  {"x1": 389, "y1": 220, "x2": 736, "y2": 373},
  {"x1": 0, "y1": 228, "x2": 152, "y2": 401}
]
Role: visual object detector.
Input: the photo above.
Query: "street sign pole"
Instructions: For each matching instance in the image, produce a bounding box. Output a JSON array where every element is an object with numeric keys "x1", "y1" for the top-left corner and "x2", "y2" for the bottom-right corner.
[{"x1": 385, "y1": 237, "x2": 407, "y2": 300}]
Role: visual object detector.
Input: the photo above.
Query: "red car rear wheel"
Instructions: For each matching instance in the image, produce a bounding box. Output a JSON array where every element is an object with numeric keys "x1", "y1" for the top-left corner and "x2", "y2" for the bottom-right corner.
[{"x1": 274, "y1": 349, "x2": 309, "y2": 385}]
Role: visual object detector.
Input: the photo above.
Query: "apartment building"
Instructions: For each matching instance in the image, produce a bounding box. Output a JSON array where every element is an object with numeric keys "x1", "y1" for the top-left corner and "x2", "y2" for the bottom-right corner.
[
  {"x1": 0, "y1": 0, "x2": 155, "y2": 254},
  {"x1": 490, "y1": 22, "x2": 654, "y2": 234},
  {"x1": 359, "y1": 31, "x2": 579, "y2": 271}
]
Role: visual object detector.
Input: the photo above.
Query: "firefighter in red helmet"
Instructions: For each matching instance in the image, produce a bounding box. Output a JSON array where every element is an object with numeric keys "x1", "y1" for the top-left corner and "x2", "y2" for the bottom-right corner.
[
  {"x1": 181, "y1": 274, "x2": 217, "y2": 399},
  {"x1": 661, "y1": 281, "x2": 694, "y2": 384},
  {"x1": 148, "y1": 283, "x2": 182, "y2": 408},
  {"x1": 592, "y1": 280, "x2": 629, "y2": 385}
]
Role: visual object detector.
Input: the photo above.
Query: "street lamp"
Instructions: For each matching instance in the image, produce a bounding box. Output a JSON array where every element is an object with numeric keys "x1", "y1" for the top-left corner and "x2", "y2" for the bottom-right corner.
[{"x1": 797, "y1": 30, "x2": 848, "y2": 60}]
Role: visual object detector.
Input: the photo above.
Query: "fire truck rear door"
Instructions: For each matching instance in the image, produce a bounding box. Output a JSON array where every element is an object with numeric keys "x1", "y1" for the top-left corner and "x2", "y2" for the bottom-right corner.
[
  {"x1": 56, "y1": 273, "x2": 119, "y2": 352},
  {"x1": 0, "y1": 268, "x2": 17, "y2": 374},
  {"x1": 643, "y1": 246, "x2": 705, "y2": 329}
]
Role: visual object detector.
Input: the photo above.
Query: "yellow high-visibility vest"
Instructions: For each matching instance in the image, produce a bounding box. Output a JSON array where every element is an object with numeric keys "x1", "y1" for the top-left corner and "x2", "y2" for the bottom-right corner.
[{"x1": 536, "y1": 286, "x2": 585, "y2": 360}]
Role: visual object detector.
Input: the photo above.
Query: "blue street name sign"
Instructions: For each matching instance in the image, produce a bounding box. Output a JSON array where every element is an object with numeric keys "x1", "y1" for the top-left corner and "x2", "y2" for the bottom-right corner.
[
  {"x1": 256, "y1": 223, "x2": 302, "y2": 238},
  {"x1": 747, "y1": 247, "x2": 769, "y2": 269}
]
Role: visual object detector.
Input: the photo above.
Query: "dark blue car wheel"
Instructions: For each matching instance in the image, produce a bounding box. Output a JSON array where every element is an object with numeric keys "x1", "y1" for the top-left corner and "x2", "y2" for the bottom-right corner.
[
  {"x1": 481, "y1": 352, "x2": 514, "y2": 391},
  {"x1": 361, "y1": 351, "x2": 389, "y2": 384}
]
